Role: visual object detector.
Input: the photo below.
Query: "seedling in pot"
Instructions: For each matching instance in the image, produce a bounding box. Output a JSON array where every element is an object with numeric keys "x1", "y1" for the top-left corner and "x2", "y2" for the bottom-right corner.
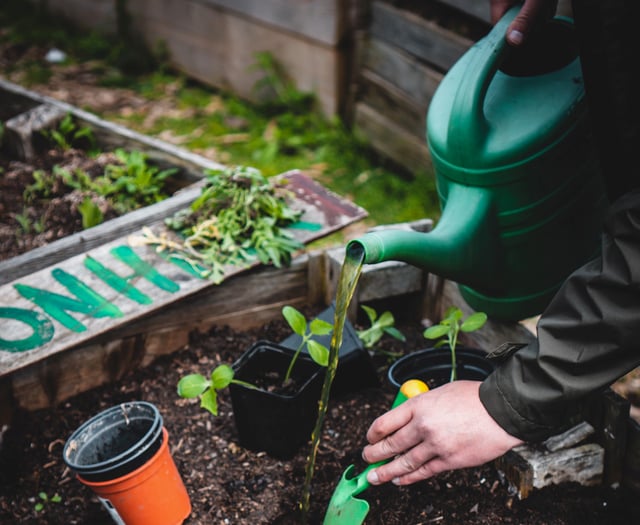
[
  {"x1": 422, "y1": 306, "x2": 487, "y2": 381},
  {"x1": 356, "y1": 304, "x2": 405, "y2": 359},
  {"x1": 177, "y1": 306, "x2": 332, "y2": 413},
  {"x1": 282, "y1": 305, "x2": 332, "y2": 382}
]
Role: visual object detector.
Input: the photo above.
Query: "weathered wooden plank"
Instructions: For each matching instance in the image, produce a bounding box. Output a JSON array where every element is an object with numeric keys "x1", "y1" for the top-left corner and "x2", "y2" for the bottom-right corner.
[
  {"x1": 601, "y1": 390, "x2": 631, "y2": 486},
  {"x1": 358, "y1": 69, "x2": 428, "y2": 140},
  {"x1": 0, "y1": 171, "x2": 367, "y2": 378},
  {"x1": 370, "y1": 1, "x2": 473, "y2": 73},
  {"x1": 39, "y1": 0, "x2": 117, "y2": 33},
  {"x1": 125, "y1": 0, "x2": 345, "y2": 116},
  {"x1": 497, "y1": 442, "x2": 604, "y2": 499},
  {"x1": 353, "y1": 102, "x2": 433, "y2": 176},
  {"x1": 363, "y1": 38, "x2": 443, "y2": 107},
  {"x1": 437, "y1": 0, "x2": 492, "y2": 23},
  {"x1": 198, "y1": 0, "x2": 349, "y2": 46},
  {"x1": 3, "y1": 103, "x2": 68, "y2": 161},
  {"x1": 544, "y1": 421, "x2": 595, "y2": 452}
]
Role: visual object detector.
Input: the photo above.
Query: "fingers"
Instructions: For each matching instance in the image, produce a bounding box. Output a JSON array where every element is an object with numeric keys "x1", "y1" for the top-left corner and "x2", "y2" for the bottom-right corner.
[
  {"x1": 365, "y1": 442, "x2": 439, "y2": 486},
  {"x1": 490, "y1": 0, "x2": 519, "y2": 24},
  {"x1": 504, "y1": 0, "x2": 559, "y2": 46},
  {"x1": 365, "y1": 400, "x2": 415, "y2": 451}
]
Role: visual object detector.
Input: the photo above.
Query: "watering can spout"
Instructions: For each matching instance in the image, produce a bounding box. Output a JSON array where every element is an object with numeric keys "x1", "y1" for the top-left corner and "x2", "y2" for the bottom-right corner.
[{"x1": 347, "y1": 185, "x2": 502, "y2": 292}]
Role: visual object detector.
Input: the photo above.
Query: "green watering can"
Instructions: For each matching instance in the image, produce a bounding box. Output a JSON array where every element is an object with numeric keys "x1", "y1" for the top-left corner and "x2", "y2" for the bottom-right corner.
[{"x1": 348, "y1": 7, "x2": 608, "y2": 321}]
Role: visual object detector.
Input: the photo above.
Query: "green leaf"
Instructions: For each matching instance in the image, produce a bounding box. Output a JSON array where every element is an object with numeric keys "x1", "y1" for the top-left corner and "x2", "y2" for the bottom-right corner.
[
  {"x1": 443, "y1": 306, "x2": 461, "y2": 320},
  {"x1": 211, "y1": 364, "x2": 235, "y2": 390},
  {"x1": 376, "y1": 311, "x2": 395, "y2": 329},
  {"x1": 307, "y1": 340, "x2": 329, "y2": 367},
  {"x1": 34, "y1": 503, "x2": 44, "y2": 512},
  {"x1": 360, "y1": 304, "x2": 377, "y2": 324},
  {"x1": 200, "y1": 388, "x2": 219, "y2": 415},
  {"x1": 282, "y1": 305, "x2": 306, "y2": 336},
  {"x1": 177, "y1": 374, "x2": 210, "y2": 398},
  {"x1": 384, "y1": 326, "x2": 406, "y2": 342},
  {"x1": 38, "y1": 492, "x2": 47, "y2": 501},
  {"x1": 78, "y1": 197, "x2": 104, "y2": 229},
  {"x1": 50, "y1": 494, "x2": 61, "y2": 503},
  {"x1": 361, "y1": 327, "x2": 383, "y2": 347},
  {"x1": 461, "y1": 312, "x2": 488, "y2": 332},
  {"x1": 423, "y1": 324, "x2": 449, "y2": 339},
  {"x1": 309, "y1": 318, "x2": 333, "y2": 336}
]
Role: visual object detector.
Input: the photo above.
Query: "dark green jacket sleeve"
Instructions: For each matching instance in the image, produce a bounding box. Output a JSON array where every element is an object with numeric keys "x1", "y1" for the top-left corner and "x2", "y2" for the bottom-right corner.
[{"x1": 479, "y1": 190, "x2": 640, "y2": 441}]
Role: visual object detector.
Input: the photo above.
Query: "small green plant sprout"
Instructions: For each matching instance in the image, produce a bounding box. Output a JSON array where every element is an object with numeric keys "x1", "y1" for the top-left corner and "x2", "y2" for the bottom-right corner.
[
  {"x1": 422, "y1": 306, "x2": 487, "y2": 382},
  {"x1": 356, "y1": 304, "x2": 406, "y2": 351},
  {"x1": 41, "y1": 113, "x2": 96, "y2": 151},
  {"x1": 177, "y1": 364, "x2": 255, "y2": 416},
  {"x1": 282, "y1": 305, "x2": 333, "y2": 383},
  {"x1": 34, "y1": 491, "x2": 61, "y2": 512}
]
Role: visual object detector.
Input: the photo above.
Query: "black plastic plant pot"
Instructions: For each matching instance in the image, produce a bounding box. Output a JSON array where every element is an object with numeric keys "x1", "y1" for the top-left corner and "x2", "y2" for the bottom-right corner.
[
  {"x1": 229, "y1": 341, "x2": 324, "y2": 460},
  {"x1": 62, "y1": 401, "x2": 163, "y2": 482},
  {"x1": 279, "y1": 303, "x2": 379, "y2": 396},
  {"x1": 387, "y1": 346, "x2": 496, "y2": 389}
]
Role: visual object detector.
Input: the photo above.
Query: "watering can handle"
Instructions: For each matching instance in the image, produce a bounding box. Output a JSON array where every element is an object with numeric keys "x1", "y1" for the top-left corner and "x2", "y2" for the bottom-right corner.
[{"x1": 448, "y1": 6, "x2": 519, "y2": 163}]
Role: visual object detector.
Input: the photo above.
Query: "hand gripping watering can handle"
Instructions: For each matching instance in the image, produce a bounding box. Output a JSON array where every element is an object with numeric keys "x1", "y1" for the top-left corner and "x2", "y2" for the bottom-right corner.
[
  {"x1": 448, "y1": 6, "x2": 518, "y2": 164},
  {"x1": 354, "y1": 379, "x2": 429, "y2": 496}
]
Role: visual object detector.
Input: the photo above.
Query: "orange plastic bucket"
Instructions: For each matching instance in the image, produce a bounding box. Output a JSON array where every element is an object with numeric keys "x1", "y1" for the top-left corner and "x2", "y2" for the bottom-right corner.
[{"x1": 79, "y1": 427, "x2": 191, "y2": 525}]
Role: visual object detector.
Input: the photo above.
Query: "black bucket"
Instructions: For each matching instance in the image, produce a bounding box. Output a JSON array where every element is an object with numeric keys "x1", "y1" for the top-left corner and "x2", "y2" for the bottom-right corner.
[{"x1": 62, "y1": 401, "x2": 164, "y2": 482}]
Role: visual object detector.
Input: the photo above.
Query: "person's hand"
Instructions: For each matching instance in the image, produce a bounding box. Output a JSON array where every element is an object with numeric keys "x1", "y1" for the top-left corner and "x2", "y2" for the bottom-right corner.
[
  {"x1": 491, "y1": 0, "x2": 559, "y2": 45},
  {"x1": 361, "y1": 380, "x2": 524, "y2": 486}
]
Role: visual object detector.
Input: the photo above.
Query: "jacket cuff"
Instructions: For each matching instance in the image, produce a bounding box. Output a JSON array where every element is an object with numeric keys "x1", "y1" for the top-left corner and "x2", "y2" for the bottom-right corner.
[{"x1": 479, "y1": 366, "x2": 562, "y2": 442}]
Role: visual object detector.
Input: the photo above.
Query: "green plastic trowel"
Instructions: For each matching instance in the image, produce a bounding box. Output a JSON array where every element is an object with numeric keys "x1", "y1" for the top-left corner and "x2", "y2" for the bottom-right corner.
[{"x1": 323, "y1": 379, "x2": 429, "y2": 525}]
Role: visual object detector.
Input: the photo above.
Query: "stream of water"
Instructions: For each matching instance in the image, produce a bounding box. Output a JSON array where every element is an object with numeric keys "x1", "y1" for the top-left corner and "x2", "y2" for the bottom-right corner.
[{"x1": 300, "y1": 244, "x2": 365, "y2": 522}]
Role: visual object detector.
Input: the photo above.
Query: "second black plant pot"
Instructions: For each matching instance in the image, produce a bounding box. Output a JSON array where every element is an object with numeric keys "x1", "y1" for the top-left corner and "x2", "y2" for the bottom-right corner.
[
  {"x1": 387, "y1": 346, "x2": 496, "y2": 389},
  {"x1": 229, "y1": 341, "x2": 324, "y2": 460}
]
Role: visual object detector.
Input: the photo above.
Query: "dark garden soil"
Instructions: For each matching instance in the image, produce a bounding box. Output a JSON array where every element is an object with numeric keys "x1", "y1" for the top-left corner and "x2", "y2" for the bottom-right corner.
[{"x1": 1, "y1": 316, "x2": 639, "y2": 525}]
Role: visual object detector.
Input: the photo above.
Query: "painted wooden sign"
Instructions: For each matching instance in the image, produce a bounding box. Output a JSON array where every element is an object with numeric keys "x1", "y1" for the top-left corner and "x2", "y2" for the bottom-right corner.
[{"x1": 0, "y1": 171, "x2": 367, "y2": 378}]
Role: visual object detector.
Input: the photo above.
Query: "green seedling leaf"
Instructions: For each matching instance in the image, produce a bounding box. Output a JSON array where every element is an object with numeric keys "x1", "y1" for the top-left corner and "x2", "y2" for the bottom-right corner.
[
  {"x1": 282, "y1": 305, "x2": 306, "y2": 336},
  {"x1": 307, "y1": 340, "x2": 329, "y2": 367},
  {"x1": 309, "y1": 318, "x2": 333, "y2": 336},
  {"x1": 423, "y1": 306, "x2": 487, "y2": 382},
  {"x1": 177, "y1": 373, "x2": 210, "y2": 398},
  {"x1": 356, "y1": 305, "x2": 405, "y2": 351},
  {"x1": 384, "y1": 326, "x2": 406, "y2": 342},
  {"x1": 199, "y1": 388, "x2": 219, "y2": 416},
  {"x1": 78, "y1": 197, "x2": 104, "y2": 229},
  {"x1": 361, "y1": 304, "x2": 377, "y2": 324},
  {"x1": 211, "y1": 364, "x2": 235, "y2": 390},
  {"x1": 461, "y1": 312, "x2": 488, "y2": 332},
  {"x1": 376, "y1": 311, "x2": 395, "y2": 329},
  {"x1": 423, "y1": 324, "x2": 449, "y2": 339}
]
